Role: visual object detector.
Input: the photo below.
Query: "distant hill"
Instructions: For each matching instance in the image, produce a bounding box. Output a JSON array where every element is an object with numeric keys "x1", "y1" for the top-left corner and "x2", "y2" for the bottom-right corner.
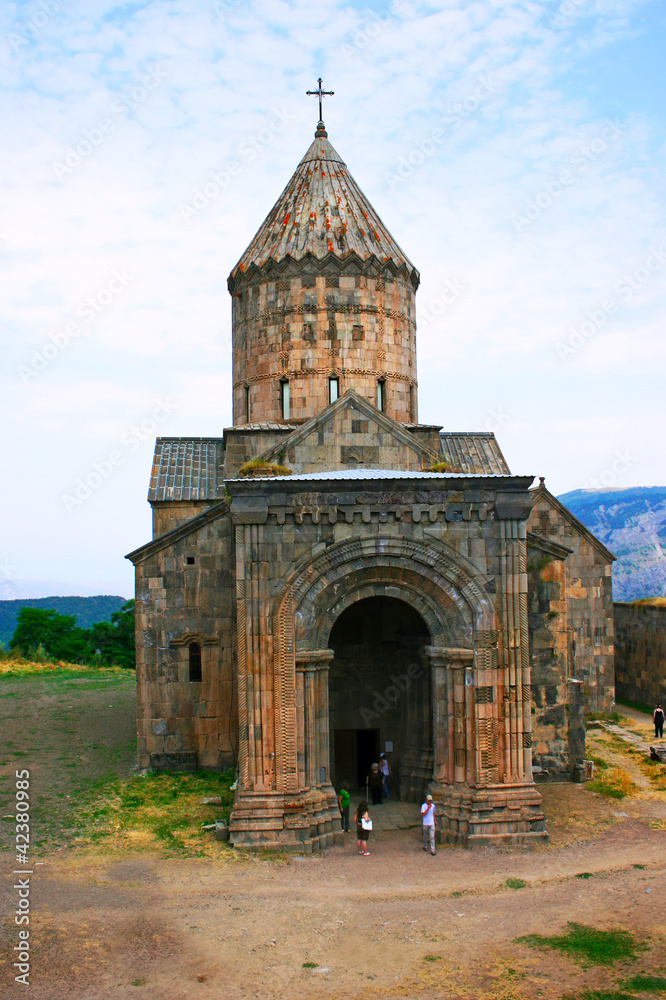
[
  {"x1": 0, "y1": 595, "x2": 127, "y2": 646},
  {"x1": 558, "y1": 487, "x2": 666, "y2": 603}
]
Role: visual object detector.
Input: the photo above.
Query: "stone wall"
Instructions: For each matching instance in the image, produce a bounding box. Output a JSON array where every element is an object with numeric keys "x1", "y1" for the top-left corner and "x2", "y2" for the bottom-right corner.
[
  {"x1": 614, "y1": 602, "x2": 666, "y2": 707},
  {"x1": 132, "y1": 511, "x2": 237, "y2": 771},
  {"x1": 230, "y1": 265, "x2": 418, "y2": 425},
  {"x1": 528, "y1": 488, "x2": 615, "y2": 714}
]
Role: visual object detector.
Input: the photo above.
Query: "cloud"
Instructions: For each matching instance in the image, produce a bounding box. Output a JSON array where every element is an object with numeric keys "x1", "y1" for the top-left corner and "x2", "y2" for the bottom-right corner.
[{"x1": 0, "y1": 0, "x2": 664, "y2": 591}]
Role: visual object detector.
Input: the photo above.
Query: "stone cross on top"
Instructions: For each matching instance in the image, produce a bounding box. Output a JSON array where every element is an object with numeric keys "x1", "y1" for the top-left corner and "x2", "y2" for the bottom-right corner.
[{"x1": 306, "y1": 77, "x2": 334, "y2": 127}]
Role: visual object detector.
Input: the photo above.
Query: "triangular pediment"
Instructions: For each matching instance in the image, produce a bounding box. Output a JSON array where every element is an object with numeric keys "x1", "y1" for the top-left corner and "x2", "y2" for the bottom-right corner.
[{"x1": 253, "y1": 390, "x2": 438, "y2": 475}]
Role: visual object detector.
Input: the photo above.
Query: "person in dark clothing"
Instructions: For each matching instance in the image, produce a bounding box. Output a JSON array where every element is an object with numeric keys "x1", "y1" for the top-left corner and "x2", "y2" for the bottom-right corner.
[
  {"x1": 354, "y1": 799, "x2": 371, "y2": 855},
  {"x1": 654, "y1": 703, "x2": 665, "y2": 739},
  {"x1": 367, "y1": 763, "x2": 383, "y2": 805}
]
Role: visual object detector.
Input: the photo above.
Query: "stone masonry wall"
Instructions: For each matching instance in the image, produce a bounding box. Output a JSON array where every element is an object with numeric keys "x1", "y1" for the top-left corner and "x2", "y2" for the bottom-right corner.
[
  {"x1": 527, "y1": 545, "x2": 571, "y2": 778},
  {"x1": 231, "y1": 267, "x2": 417, "y2": 425},
  {"x1": 529, "y1": 492, "x2": 614, "y2": 713},
  {"x1": 614, "y1": 602, "x2": 666, "y2": 707},
  {"x1": 134, "y1": 511, "x2": 236, "y2": 770}
]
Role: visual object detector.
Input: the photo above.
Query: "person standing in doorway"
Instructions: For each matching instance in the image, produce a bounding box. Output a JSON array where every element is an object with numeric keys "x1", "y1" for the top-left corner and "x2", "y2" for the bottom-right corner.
[
  {"x1": 421, "y1": 794, "x2": 436, "y2": 855},
  {"x1": 367, "y1": 763, "x2": 383, "y2": 805},
  {"x1": 354, "y1": 800, "x2": 372, "y2": 855},
  {"x1": 337, "y1": 784, "x2": 350, "y2": 833},
  {"x1": 379, "y1": 753, "x2": 392, "y2": 799},
  {"x1": 654, "y1": 703, "x2": 665, "y2": 739}
]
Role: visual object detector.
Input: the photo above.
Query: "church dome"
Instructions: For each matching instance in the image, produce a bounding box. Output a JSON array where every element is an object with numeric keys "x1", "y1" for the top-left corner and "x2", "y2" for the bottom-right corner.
[{"x1": 229, "y1": 126, "x2": 419, "y2": 291}]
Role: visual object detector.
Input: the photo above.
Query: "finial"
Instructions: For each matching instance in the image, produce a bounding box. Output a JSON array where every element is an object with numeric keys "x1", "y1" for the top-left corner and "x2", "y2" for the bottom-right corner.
[
  {"x1": 307, "y1": 77, "x2": 334, "y2": 135},
  {"x1": 539, "y1": 476, "x2": 545, "y2": 487}
]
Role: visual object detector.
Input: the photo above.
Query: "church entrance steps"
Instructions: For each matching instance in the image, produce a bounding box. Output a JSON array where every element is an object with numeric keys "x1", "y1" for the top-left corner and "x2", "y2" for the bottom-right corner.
[{"x1": 348, "y1": 797, "x2": 420, "y2": 832}]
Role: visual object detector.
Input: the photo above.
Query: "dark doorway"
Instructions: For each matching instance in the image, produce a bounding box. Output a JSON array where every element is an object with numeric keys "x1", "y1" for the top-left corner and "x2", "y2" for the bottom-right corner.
[
  {"x1": 328, "y1": 596, "x2": 431, "y2": 801},
  {"x1": 333, "y1": 728, "x2": 379, "y2": 789}
]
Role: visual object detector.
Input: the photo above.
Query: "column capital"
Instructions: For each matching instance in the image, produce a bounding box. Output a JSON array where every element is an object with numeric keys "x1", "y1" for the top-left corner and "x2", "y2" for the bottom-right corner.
[
  {"x1": 295, "y1": 648, "x2": 334, "y2": 671},
  {"x1": 423, "y1": 646, "x2": 474, "y2": 668}
]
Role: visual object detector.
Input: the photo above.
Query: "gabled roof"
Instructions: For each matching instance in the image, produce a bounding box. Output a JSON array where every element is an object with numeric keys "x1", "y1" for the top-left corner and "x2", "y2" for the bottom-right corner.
[
  {"x1": 439, "y1": 432, "x2": 511, "y2": 476},
  {"x1": 228, "y1": 127, "x2": 419, "y2": 290},
  {"x1": 254, "y1": 389, "x2": 438, "y2": 469},
  {"x1": 530, "y1": 480, "x2": 616, "y2": 563},
  {"x1": 148, "y1": 438, "x2": 226, "y2": 502}
]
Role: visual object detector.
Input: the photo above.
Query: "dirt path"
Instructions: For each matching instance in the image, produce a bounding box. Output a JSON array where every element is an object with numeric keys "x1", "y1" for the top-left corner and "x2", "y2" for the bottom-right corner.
[
  {"x1": 2, "y1": 789, "x2": 665, "y2": 1000},
  {"x1": 1, "y1": 682, "x2": 665, "y2": 1000}
]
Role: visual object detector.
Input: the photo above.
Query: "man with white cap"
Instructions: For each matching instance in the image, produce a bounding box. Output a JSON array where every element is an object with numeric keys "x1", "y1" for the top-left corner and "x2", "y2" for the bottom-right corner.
[{"x1": 421, "y1": 794, "x2": 437, "y2": 855}]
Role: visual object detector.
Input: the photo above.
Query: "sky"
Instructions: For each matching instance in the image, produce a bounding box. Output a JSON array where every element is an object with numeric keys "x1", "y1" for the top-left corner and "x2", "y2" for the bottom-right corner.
[{"x1": 1, "y1": 0, "x2": 665, "y2": 599}]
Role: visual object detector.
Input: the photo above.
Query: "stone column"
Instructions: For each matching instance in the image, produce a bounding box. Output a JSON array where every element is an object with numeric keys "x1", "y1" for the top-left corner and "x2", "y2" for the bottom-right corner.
[
  {"x1": 423, "y1": 647, "x2": 475, "y2": 788},
  {"x1": 295, "y1": 650, "x2": 338, "y2": 847}
]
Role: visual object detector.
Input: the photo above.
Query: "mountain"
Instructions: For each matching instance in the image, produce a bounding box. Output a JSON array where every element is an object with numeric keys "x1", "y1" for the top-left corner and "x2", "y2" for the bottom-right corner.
[
  {"x1": 557, "y1": 487, "x2": 666, "y2": 603},
  {"x1": 0, "y1": 595, "x2": 127, "y2": 647}
]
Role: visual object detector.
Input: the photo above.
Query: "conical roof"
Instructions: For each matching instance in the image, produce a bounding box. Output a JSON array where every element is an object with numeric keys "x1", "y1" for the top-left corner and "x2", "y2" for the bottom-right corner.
[{"x1": 229, "y1": 127, "x2": 419, "y2": 288}]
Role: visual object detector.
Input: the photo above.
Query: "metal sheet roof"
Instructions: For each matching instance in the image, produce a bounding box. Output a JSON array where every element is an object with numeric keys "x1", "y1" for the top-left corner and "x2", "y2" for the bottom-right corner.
[
  {"x1": 226, "y1": 468, "x2": 514, "y2": 482},
  {"x1": 148, "y1": 438, "x2": 226, "y2": 502},
  {"x1": 229, "y1": 129, "x2": 418, "y2": 285},
  {"x1": 439, "y1": 432, "x2": 511, "y2": 476}
]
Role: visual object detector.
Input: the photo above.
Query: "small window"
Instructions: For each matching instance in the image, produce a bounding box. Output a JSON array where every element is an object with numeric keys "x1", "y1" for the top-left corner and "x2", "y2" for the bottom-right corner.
[
  {"x1": 329, "y1": 377, "x2": 339, "y2": 404},
  {"x1": 410, "y1": 384, "x2": 417, "y2": 422},
  {"x1": 186, "y1": 556, "x2": 195, "y2": 565},
  {"x1": 245, "y1": 386, "x2": 251, "y2": 422},
  {"x1": 280, "y1": 380, "x2": 290, "y2": 420},
  {"x1": 377, "y1": 379, "x2": 386, "y2": 413},
  {"x1": 188, "y1": 642, "x2": 202, "y2": 682}
]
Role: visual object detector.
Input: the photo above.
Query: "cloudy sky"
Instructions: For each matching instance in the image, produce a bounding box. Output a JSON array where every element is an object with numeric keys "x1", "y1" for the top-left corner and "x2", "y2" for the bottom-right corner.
[{"x1": 1, "y1": 0, "x2": 665, "y2": 599}]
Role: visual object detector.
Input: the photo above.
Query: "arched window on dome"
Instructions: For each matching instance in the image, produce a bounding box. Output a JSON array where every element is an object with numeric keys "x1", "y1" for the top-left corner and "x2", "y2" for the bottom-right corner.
[
  {"x1": 188, "y1": 642, "x2": 202, "y2": 683},
  {"x1": 280, "y1": 379, "x2": 290, "y2": 420},
  {"x1": 328, "y1": 377, "x2": 339, "y2": 405}
]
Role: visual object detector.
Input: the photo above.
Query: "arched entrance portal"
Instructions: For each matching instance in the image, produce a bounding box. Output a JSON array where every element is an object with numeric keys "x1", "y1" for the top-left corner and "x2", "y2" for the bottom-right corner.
[{"x1": 328, "y1": 596, "x2": 431, "y2": 801}]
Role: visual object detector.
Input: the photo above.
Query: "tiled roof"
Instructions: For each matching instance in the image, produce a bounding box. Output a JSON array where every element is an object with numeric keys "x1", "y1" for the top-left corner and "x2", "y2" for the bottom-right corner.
[
  {"x1": 439, "y1": 432, "x2": 511, "y2": 476},
  {"x1": 229, "y1": 129, "x2": 419, "y2": 287},
  {"x1": 148, "y1": 438, "x2": 226, "y2": 502},
  {"x1": 227, "y1": 468, "x2": 515, "y2": 483}
]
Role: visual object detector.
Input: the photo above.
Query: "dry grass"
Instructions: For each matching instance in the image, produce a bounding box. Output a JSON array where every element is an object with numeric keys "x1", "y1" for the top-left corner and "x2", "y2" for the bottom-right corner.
[
  {"x1": 587, "y1": 766, "x2": 638, "y2": 799},
  {"x1": 0, "y1": 652, "x2": 129, "y2": 679}
]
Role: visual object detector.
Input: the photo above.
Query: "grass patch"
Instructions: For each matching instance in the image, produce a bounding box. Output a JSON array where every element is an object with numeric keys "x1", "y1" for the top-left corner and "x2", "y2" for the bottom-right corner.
[
  {"x1": 576, "y1": 872, "x2": 595, "y2": 879},
  {"x1": 632, "y1": 864, "x2": 646, "y2": 870},
  {"x1": 130, "y1": 978, "x2": 148, "y2": 986},
  {"x1": 516, "y1": 923, "x2": 648, "y2": 967},
  {"x1": 587, "y1": 767, "x2": 638, "y2": 799},
  {"x1": 588, "y1": 754, "x2": 610, "y2": 772},
  {"x1": 506, "y1": 877, "x2": 527, "y2": 889},
  {"x1": 570, "y1": 973, "x2": 666, "y2": 999},
  {"x1": 302, "y1": 962, "x2": 318, "y2": 969},
  {"x1": 622, "y1": 974, "x2": 666, "y2": 992},
  {"x1": 0, "y1": 653, "x2": 133, "y2": 682},
  {"x1": 70, "y1": 769, "x2": 236, "y2": 857},
  {"x1": 423, "y1": 954, "x2": 442, "y2": 962}
]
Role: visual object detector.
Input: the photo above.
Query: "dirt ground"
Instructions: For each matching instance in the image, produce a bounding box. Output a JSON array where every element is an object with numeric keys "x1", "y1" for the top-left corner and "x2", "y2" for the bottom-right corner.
[{"x1": 1, "y1": 676, "x2": 665, "y2": 1000}]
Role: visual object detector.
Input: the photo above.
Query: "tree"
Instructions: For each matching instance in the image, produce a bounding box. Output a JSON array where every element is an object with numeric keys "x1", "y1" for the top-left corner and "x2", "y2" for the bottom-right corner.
[
  {"x1": 9, "y1": 600, "x2": 135, "y2": 668},
  {"x1": 10, "y1": 607, "x2": 92, "y2": 663},
  {"x1": 89, "y1": 600, "x2": 135, "y2": 669}
]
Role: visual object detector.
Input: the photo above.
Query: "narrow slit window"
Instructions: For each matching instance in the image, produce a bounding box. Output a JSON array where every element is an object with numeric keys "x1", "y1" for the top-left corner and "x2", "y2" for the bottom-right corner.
[
  {"x1": 377, "y1": 379, "x2": 386, "y2": 412},
  {"x1": 281, "y1": 380, "x2": 290, "y2": 420},
  {"x1": 329, "y1": 377, "x2": 339, "y2": 404},
  {"x1": 189, "y1": 642, "x2": 202, "y2": 683},
  {"x1": 245, "y1": 386, "x2": 251, "y2": 422}
]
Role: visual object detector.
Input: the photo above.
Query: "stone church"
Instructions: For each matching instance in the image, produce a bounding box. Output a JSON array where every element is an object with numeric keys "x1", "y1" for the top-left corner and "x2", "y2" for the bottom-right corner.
[{"x1": 127, "y1": 106, "x2": 615, "y2": 849}]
